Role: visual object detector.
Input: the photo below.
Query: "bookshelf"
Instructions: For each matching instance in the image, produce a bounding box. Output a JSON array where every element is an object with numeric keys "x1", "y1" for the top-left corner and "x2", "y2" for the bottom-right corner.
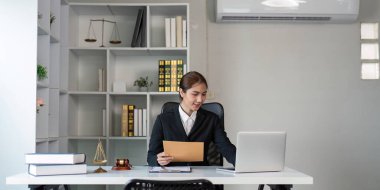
[
  {"x1": 56, "y1": 3, "x2": 189, "y2": 190},
  {"x1": 36, "y1": 0, "x2": 68, "y2": 153}
]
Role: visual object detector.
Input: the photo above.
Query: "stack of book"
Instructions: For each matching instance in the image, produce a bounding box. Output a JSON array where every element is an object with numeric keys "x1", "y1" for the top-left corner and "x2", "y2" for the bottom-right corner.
[
  {"x1": 25, "y1": 153, "x2": 87, "y2": 176},
  {"x1": 165, "y1": 16, "x2": 187, "y2": 48},
  {"x1": 121, "y1": 104, "x2": 147, "y2": 137},
  {"x1": 158, "y1": 59, "x2": 187, "y2": 92}
]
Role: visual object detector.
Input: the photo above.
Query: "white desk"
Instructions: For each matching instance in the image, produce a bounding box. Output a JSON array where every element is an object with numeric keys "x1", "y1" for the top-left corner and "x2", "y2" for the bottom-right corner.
[{"x1": 7, "y1": 166, "x2": 312, "y2": 186}]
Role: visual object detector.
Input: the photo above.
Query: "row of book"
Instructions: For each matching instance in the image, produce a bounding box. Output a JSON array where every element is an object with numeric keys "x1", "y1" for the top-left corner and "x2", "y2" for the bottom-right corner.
[
  {"x1": 158, "y1": 59, "x2": 187, "y2": 92},
  {"x1": 25, "y1": 153, "x2": 87, "y2": 176},
  {"x1": 121, "y1": 105, "x2": 147, "y2": 137},
  {"x1": 165, "y1": 16, "x2": 187, "y2": 48}
]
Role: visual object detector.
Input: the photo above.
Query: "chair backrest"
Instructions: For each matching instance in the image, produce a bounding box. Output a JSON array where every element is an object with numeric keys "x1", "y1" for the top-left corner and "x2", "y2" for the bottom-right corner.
[
  {"x1": 124, "y1": 179, "x2": 215, "y2": 190},
  {"x1": 161, "y1": 102, "x2": 224, "y2": 166}
]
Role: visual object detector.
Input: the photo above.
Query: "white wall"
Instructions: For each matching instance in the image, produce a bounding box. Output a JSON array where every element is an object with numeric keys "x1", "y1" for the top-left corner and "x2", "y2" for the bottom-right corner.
[
  {"x1": 0, "y1": 0, "x2": 37, "y2": 189},
  {"x1": 206, "y1": 0, "x2": 380, "y2": 190}
]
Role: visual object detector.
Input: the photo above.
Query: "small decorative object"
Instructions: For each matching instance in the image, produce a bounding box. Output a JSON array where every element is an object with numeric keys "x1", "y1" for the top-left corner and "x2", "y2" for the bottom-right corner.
[
  {"x1": 36, "y1": 98, "x2": 44, "y2": 113},
  {"x1": 37, "y1": 64, "x2": 48, "y2": 81},
  {"x1": 50, "y1": 12, "x2": 56, "y2": 27},
  {"x1": 93, "y1": 139, "x2": 107, "y2": 173},
  {"x1": 112, "y1": 158, "x2": 132, "y2": 170},
  {"x1": 84, "y1": 19, "x2": 122, "y2": 47},
  {"x1": 133, "y1": 76, "x2": 153, "y2": 92}
]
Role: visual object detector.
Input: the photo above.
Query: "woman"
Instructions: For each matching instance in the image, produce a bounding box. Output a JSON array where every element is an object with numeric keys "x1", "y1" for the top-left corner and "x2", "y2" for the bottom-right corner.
[{"x1": 147, "y1": 71, "x2": 236, "y2": 166}]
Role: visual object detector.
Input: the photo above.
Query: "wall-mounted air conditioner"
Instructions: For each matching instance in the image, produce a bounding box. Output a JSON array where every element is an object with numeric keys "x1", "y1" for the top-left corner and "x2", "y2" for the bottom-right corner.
[{"x1": 216, "y1": 0, "x2": 359, "y2": 22}]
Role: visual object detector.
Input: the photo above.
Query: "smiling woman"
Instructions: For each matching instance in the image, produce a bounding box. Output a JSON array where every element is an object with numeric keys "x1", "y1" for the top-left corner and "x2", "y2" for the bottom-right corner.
[{"x1": 147, "y1": 71, "x2": 236, "y2": 167}]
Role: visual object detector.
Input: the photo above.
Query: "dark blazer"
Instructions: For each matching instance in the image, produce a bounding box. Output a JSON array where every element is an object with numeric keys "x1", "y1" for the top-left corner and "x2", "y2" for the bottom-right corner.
[{"x1": 147, "y1": 106, "x2": 236, "y2": 166}]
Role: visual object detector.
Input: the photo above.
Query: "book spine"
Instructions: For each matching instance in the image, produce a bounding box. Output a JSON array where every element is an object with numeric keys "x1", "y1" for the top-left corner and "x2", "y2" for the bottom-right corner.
[
  {"x1": 98, "y1": 68, "x2": 103, "y2": 92},
  {"x1": 182, "y1": 19, "x2": 187, "y2": 47},
  {"x1": 102, "y1": 108, "x2": 106, "y2": 136},
  {"x1": 134, "y1": 108, "x2": 138, "y2": 137},
  {"x1": 142, "y1": 108, "x2": 147, "y2": 136},
  {"x1": 165, "y1": 18, "x2": 171, "y2": 48},
  {"x1": 138, "y1": 109, "x2": 143, "y2": 136},
  {"x1": 171, "y1": 60, "x2": 177, "y2": 92},
  {"x1": 121, "y1": 105, "x2": 128, "y2": 136},
  {"x1": 139, "y1": 9, "x2": 146, "y2": 47},
  {"x1": 176, "y1": 16, "x2": 182, "y2": 47},
  {"x1": 164, "y1": 60, "x2": 171, "y2": 92},
  {"x1": 128, "y1": 105, "x2": 135, "y2": 137},
  {"x1": 170, "y1": 18, "x2": 176, "y2": 48},
  {"x1": 177, "y1": 59, "x2": 183, "y2": 92},
  {"x1": 131, "y1": 9, "x2": 143, "y2": 47},
  {"x1": 158, "y1": 60, "x2": 165, "y2": 92}
]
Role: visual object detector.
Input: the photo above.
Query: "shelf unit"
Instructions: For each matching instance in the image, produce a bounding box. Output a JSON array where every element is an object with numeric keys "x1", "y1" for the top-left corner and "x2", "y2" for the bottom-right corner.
[
  {"x1": 36, "y1": 0, "x2": 68, "y2": 153},
  {"x1": 58, "y1": 3, "x2": 189, "y2": 190}
]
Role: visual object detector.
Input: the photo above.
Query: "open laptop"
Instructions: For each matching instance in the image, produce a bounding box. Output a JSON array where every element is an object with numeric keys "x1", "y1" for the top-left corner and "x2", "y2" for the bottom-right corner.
[{"x1": 217, "y1": 131, "x2": 286, "y2": 173}]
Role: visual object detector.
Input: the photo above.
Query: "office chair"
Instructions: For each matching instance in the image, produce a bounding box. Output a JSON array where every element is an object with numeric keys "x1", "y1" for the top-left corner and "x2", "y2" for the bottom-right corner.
[{"x1": 124, "y1": 179, "x2": 215, "y2": 190}]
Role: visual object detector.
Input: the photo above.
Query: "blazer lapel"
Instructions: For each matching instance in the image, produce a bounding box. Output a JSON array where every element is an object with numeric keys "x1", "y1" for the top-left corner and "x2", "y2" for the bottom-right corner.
[{"x1": 188, "y1": 108, "x2": 205, "y2": 137}]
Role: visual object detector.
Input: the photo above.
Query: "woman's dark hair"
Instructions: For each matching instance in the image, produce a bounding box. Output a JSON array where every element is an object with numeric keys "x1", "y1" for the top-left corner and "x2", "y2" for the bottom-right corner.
[{"x1": 179, "y1": 71, "x2": 208, "y2": 100}]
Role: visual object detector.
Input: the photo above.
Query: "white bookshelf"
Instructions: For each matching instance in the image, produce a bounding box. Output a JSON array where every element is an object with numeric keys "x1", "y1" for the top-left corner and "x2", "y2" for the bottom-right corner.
[
  {"x1": 37, "y1": 3, "x2": 189, "y2": 190},
  {"x1": 36, "y1": 0, "x2": 67, "y2": 153}
]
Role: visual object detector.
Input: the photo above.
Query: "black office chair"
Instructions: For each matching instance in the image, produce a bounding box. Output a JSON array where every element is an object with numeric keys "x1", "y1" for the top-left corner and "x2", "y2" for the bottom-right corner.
[{"x1": 124, "y1": 179, "x2": 215, "y2": 190}]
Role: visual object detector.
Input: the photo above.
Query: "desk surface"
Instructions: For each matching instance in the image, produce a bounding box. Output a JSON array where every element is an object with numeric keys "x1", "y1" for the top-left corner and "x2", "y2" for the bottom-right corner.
[{"x1": 6, "y1": 166, "x2": 313, "y2": 185}]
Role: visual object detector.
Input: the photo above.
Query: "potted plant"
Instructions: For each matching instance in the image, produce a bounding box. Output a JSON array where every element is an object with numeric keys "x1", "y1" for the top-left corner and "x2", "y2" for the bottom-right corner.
[
  {"x1": 133, "y1": 76, "x2": 153, "y2": 92},
  {"x1": 37, "y1": 64, "x2": 48, "y2": 81}
]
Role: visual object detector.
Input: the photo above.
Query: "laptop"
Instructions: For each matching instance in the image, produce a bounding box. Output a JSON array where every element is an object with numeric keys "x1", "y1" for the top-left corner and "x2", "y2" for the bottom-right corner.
[{"x1": 217, "y1": 131, "x2": 286, "y2": 173}]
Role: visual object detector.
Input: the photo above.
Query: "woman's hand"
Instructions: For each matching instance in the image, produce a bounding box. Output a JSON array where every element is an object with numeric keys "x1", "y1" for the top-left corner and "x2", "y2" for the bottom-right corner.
[{"x1": 157, "y1": 152, "x2": 174, "y2": 166}]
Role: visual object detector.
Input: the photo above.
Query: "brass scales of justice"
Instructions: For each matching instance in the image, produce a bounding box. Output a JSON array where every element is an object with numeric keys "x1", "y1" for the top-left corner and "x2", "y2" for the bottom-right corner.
[
  {"x1": 93, "y1": 139, "x2": 107, "y2": 173},
  {"x1": 85, "y1": 18, "x2": 122, "y2": 47}
]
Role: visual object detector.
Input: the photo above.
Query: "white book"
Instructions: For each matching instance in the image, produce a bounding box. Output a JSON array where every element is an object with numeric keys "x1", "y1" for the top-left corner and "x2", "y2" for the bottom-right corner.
[
  {"x1": 25, "y1": 153, "x2": 86, "y2": 165},
  {"x1": 134, "y1": 109, "x2": 138, "y2": 136},
  {"x1": 176, "y1": 16, "x2": 182, "y2": 47},
  {"x1": 183, "y1": 63, "x2": 187, "y2": 74},
  {"x1": 170, "y1": 18, "x2": 176, "y2": 48},
  {"x1": 165, "y1": 18, "x2": 171, "y2": 48},
  {"x1": 28, "y1": 164, "x2": 87, "y2": 176},
  {"x1": 182, "y1": 20, "x2": 187, "y2": 47},
  {"x1": 98, "y1": 69, "x2": 103, "y2": 92},
  {"x1": 102, "y1": 69, "x2": 106, "y2": 91},
  {"x1": 142, "y1": 109, "x2": 147, "y2": 136},
  {"x1": 102, "y1": 109, "x2": 106, "y2": 136},
  {"x1": 138, "y1": 109, "x2": 143, "y2": 136}
]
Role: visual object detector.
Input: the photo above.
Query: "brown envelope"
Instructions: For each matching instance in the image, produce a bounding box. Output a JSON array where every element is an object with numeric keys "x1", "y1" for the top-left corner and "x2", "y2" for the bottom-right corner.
[{"x1": 163, "y1": 141, "x2": 204, "y2": 162}]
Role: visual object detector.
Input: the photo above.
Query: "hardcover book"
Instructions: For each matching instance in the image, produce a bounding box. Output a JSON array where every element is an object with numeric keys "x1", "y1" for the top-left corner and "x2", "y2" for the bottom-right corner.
[
  {"x1": 25, "y1": 153, "x2": 86, "y2": 165},
  {"x1": 28, "y1": 164, "x2": 87, "y2": 176}
]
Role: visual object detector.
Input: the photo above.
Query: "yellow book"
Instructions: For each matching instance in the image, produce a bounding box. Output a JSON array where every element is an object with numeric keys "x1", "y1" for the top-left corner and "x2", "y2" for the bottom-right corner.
[
  {"x1": 164, "y1": 60, "x2": 171, "y2": 92},
  {"x1": 158, "y1": 60, "x2": 165, "y2": 92},
  {"x1": 121, "y1": 105, "x2": 129, "y2": 137},
  {"x1": 128, "y1": 105, "x2": 135, "y2": 137},
  {"x1": 171, "y1": 60, "x2": 177, "y2": 92},
  {"x1": 177, "y1": 59, "x2": 183, "y2": 92}
]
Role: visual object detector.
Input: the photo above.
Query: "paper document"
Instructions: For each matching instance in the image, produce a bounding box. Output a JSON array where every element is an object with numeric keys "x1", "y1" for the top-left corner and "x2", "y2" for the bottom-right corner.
[
  {"x1": 149, "y1": 166, "x2": 191, "y2": 173},
  {"x1": 163, "y1": 141, "x2": 204, "y2": 162}
]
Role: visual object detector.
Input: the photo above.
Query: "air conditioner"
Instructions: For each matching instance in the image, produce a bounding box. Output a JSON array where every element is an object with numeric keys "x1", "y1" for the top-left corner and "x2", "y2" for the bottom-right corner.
[{"x1": 216, "y1": 0, "x2": 359, "y2": 22}]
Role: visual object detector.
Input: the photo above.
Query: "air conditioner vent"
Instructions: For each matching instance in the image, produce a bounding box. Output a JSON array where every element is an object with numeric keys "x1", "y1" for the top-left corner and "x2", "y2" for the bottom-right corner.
[{"x1": 221, "y1": 16, "x2": 331, "y2": 21}]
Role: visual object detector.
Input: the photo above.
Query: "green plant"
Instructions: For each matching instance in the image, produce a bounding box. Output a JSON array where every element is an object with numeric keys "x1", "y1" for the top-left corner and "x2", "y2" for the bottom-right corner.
[
  {"x1": 133, "y1": 76, "x2": 153, "y2": 91},
  {"x1": 37, "y1": 64, "x2": 48, "y2": 81}
]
